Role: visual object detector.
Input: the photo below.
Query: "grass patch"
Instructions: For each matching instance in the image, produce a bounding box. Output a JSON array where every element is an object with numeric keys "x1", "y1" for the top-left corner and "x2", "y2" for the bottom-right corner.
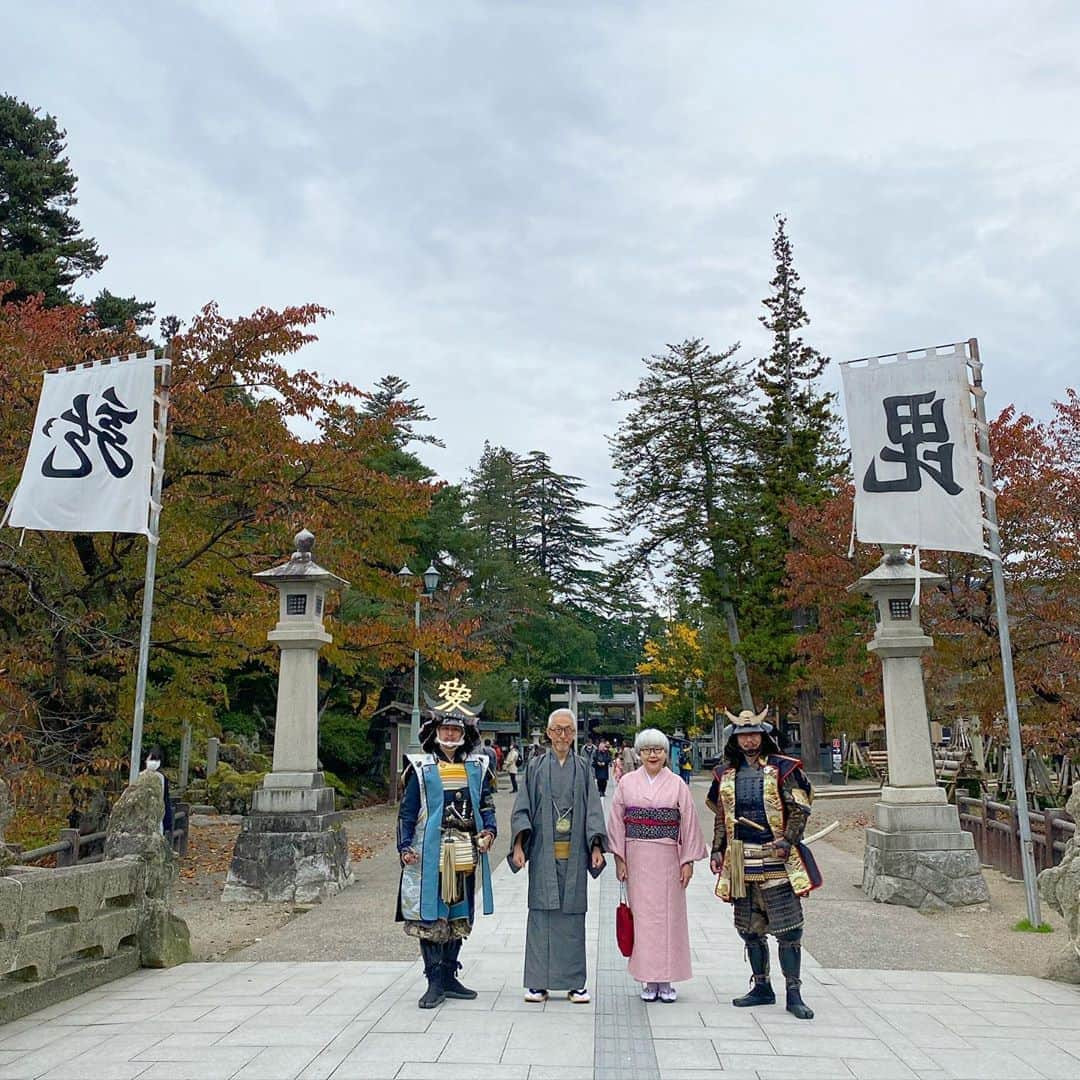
[{"x1": 1013, "y1": 918, "x2": 1053, "y2": 933}]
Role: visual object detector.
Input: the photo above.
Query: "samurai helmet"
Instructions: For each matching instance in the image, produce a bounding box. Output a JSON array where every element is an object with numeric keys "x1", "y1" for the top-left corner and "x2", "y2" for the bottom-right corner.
[{"x1": 723, "y1": 705, "x2": 773, "y2": 737}]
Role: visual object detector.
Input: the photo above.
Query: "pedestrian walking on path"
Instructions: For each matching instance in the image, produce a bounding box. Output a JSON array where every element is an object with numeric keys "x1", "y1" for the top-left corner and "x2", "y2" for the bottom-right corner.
[
  {"x1": 509, "y1": 707, "x2": 607, "y2": 1004},
  {"x1": 606, "y1": 727, "x2": 707, "y2": 1003},
  {"x1": 707, "y1": 706, "x2": 820, "y2": 1020},
  {"x1": 503, "y1": 741, "x2": 520, "y2": 792},
  {"x1": 396, "y1": 707, "x2": 496, "y2": 1009},
  {"x1": 592, "y1": 738, "x2": 612, "y2": 796}
]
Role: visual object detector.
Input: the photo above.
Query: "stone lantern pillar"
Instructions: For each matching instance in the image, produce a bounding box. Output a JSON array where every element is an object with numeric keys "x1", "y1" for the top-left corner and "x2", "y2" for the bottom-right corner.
[
  {"x1": 848, "y1": 547, "x2": 989, "y2": 909},
  {"x1": 223, "y1": 530, "x2": 355, "y2": 903}
]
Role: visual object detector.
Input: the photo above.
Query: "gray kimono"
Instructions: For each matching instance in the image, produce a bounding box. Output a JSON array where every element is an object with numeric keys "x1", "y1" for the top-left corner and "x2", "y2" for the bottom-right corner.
[{"x1": 510, "y1": 749, "x2": 607, "y2": 991}]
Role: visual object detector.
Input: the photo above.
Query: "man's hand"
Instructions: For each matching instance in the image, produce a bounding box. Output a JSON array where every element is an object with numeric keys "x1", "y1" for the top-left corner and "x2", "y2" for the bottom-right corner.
[
  {"x1": 680, "y1": 862, "x2": 694, "y2": 889},
  {"x1": 771, "y1": 840, "x2": 792, "y2": 861},
  {"x1": 614, "y1": 855, "x2": 627, "y2": 882},
  {"x1": 511, "y1": 842, "x2": 526, "y2": 870},
  {"x1": 400, "y1": 849, "x2": 418, "y2": 866},
  {"x1": 709, "y1": 854, "x2": 723, "y2": 876},
  {"x1": 476, "y1": 832, "x2": 493, "y2": 854},
  {"x1": 591, "y1": 847, "x2": 606, "y2": 871}
]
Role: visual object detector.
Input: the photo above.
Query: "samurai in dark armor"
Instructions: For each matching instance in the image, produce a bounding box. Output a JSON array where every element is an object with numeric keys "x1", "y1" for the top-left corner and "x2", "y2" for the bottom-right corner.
[
  {"x1": 706, "y1": 706, "x2": 821, "y2": 1020},
  {"x1": 396, "y1": 706, "x2": 497, "y2": 1009}
]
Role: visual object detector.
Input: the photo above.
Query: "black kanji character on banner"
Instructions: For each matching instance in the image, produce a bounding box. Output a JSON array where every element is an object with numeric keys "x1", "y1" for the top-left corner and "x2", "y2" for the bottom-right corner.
[
  {"x1": 863, "y1": 390, "x2": 963, "y2": 495},
  {"x1": 41, "y1": 387, "x2": 139, "y2": 479}
]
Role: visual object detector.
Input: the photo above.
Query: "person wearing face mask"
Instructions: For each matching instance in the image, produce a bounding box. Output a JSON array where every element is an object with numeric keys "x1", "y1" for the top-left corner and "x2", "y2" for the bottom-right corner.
[
  {"x1": 707, "y1": 708, "x2": 820, "y2": 1020},
  {"x1": 143, "y1": 746, "x2": 174, "y2": 837},
  {"x1": 509, "y1": 708, "x2": 607, "y2": 1005},
  {"x1": 396, "y1": 708, "x2": 497, "y2": 1009}
]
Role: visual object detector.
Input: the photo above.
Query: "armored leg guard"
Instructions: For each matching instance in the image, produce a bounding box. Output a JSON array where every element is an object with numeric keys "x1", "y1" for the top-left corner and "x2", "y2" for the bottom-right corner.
[
  {"x1": 418, "y1": 940, "x2": 445, "y2": 1009},
  {"x1": 777, "y1": 930, "x2": 813, "y2": 1020},
  {"x1": 441, "y1": 938, "x2": 478, "y2": 1000},
  {"x1": 732, "y1": 933, "x2": 775, "y2": 1008}
]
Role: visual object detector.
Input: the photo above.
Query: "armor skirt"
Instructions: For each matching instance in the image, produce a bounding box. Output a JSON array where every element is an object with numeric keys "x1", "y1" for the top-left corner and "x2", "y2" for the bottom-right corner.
[{"x1": 733, "y1": 881, "x2": 804, "y2": 936}]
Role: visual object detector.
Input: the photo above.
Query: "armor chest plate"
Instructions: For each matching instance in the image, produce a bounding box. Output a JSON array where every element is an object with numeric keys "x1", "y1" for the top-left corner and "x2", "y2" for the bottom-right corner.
[{"x1": 735, "y1": 767, "x2": 773, "y2": 842}]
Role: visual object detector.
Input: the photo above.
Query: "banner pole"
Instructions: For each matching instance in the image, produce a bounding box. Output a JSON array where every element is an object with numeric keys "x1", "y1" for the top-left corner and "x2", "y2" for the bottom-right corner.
[
  {"x1": 968, "y1": 337, "x2": 1041, "y2": 927},
  {"x1": 128, "y1": 357, "x2": 172, "y2": 784}
]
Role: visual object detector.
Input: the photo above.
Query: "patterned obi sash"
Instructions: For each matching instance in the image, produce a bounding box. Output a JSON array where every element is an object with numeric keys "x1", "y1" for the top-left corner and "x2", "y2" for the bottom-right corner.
[{"x1": 624, "y1": 805, "x2": 680, "y2": 841}]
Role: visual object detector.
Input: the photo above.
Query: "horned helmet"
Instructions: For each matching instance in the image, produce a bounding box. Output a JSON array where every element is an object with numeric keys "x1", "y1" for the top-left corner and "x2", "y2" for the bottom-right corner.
[{"x1": 721, "y1": 704, "x2": 780, "y2": 762}]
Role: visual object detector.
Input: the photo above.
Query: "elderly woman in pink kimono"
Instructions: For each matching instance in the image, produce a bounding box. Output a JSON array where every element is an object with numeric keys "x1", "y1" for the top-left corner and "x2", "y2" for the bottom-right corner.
[{"x1": 606, "y1": 727, "x2": 707, "y2": 1002}]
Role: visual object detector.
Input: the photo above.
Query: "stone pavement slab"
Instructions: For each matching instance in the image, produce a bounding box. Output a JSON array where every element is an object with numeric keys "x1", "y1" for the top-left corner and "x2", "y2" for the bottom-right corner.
[{"x1": 4, "y1": 781, "x2": 1080, "y2": 1079}]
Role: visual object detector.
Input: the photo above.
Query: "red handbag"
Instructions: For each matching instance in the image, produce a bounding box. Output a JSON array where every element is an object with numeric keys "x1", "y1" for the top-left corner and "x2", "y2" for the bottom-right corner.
[{"x1": 615, "y1": 883, "x2": 634, "y2": 957}]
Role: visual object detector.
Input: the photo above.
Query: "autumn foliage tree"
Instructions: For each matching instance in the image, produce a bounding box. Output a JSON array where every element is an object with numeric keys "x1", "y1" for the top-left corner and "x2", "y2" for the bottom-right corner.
[
  {"x1": 0, "y1": 290, "x2": 490, "y2": 832},
  {"x1": 785, "y1": 394, "x2": 1080, "y2": 753}
]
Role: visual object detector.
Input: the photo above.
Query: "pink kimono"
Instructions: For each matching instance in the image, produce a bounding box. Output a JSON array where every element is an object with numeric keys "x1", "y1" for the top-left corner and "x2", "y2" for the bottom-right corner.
[{"x1": 606, "y1": 766, "x2": 708, "y2": 983}]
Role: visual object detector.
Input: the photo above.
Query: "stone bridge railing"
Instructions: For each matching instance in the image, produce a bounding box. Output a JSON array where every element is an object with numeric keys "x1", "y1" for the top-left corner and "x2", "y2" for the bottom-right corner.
[
  {"x1": 0, "y1": 772, "x2": 191, "y2": 1023},
  {"x1": 0, "y1": 858, "x2": 145, "y2": 1022}
]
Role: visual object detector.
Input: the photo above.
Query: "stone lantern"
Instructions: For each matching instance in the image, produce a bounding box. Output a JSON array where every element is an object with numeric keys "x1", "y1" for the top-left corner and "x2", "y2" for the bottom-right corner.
[
  {"x1": 848, "y1": 547, "x2": 988, "y2": 909},
  {"x1": 223, "y1": 529, "x2": 355, "y2": 903}
]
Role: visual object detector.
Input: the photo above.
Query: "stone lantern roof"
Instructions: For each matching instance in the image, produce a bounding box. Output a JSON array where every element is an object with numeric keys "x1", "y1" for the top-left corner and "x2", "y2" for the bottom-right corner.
[
  {"x1": 254, "y1": 529, "x2": 350, "y2": 591},
  {"x1": 847, "y1": 546, "x2": 944, "y2": 596}
]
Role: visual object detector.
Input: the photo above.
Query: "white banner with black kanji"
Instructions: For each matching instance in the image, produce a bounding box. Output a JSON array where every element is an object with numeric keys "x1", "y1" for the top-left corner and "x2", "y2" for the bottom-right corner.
[
  {"x1": 841, "y1": 346, "x2": 985, "y2": 555},
  {"x1": 5, "y1": 356, "x2": 156, "y2": 535}
]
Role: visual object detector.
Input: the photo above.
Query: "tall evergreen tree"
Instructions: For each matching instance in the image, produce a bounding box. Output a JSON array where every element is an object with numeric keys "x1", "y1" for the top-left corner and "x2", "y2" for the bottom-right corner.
[
  {"x1": 362, "y1": 374, "x2": 446, "y2": 448},
  {"x1": 725, "y1": 215, "x2": 844, "y2": 709},
  {"x1": 517, "y1": 450, "x2": 608, "y2": 600},
  {"x1": 610, "y1": 338, "x2": 757, "y2": 710},
  {"x1": 0, "y1": 95, "x2": 104, "y2": 306}
]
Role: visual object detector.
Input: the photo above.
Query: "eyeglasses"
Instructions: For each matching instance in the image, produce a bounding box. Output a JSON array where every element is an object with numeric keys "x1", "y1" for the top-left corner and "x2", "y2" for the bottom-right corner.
[
  {"x1": 548, "y1": 726, "x2": 575, "y2": 735},
  {"x1": 640, "y1": 747, "x2": 666, "y2": 754}
]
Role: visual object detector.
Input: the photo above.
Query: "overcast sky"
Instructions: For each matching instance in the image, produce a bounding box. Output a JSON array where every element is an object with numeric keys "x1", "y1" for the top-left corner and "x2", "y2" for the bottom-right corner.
[{"x1": 6, "y1": 2, "x2": 1078, "y2": 519}]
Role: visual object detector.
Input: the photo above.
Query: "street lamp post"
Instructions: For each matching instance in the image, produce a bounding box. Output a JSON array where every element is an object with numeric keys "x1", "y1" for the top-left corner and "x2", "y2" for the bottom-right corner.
[
  {"x1": 511, "y1": 676, "x2": 530, "y2": 738},
  {"x1": 683, "y1": 676, "x2": 703, "y2": 728},
  {"x1": 399, "y1": 561, "x2": 441, "y2": 754}
]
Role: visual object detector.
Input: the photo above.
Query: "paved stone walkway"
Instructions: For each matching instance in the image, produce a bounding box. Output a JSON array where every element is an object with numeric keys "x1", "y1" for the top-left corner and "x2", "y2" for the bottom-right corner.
[{"x1": 5, "y1": 797, "x2": 1080, "y2": 1079}]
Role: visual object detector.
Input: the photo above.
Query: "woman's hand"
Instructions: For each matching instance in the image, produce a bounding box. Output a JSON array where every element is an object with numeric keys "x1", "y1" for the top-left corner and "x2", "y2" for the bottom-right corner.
[
  {"x1": 400, "y1": 849, "x2": 418, "y2": 866},
  {"x1": 511, "y1": 842, "x2": 526, "y2": 869},
  {"x1": 614, "y1": 855, "x2": 627, "y2": 882},
  {"x1": 476, "y1": 832, "x2": 493, "y2": 854},
  {"x1": 680, "y1": 862, "x2": 694, "y2": 889},
  {"x1": 709, "y1": 855, "x2": 723, "y2": 876}
]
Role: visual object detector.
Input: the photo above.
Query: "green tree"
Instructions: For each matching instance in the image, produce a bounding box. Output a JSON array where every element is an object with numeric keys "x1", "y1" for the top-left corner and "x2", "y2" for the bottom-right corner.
[
  {"x1": 726, "y1": 215, "x2": 844, "y2": 709},
  {"x1": 0, "y1": 95, "x2": 104, "y2": 306},
  {"x1": 610, "y1": 338, "x2": 757, "y2": 710},
  {"x1": 89, "y1": 289, "x2": 156, "y2": 333}
]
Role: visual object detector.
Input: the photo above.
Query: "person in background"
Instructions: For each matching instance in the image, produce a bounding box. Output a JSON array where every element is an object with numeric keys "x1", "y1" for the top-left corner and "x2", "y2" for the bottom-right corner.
[
  {"x1": 510, "y1": 708, "x2": 607, "y2": 1004},
  {"x1": 504, "y1": 741, "x2": 521, "y2": 793},
  {"x1": 607, "y1": 728, "x2": 707, "y2": 1003},
  {"x1": 592, "y1": 739, "x2": 612, "y2": 797},
  {"x1": 143, "y1": 746, "x2": 174, "y2": 837},
  {"x1": 679, "y1": 745, "x2": 694, "y2": 785},
  {"x1": 482, "y1": 738, "x2": 499, "y2": 783}
]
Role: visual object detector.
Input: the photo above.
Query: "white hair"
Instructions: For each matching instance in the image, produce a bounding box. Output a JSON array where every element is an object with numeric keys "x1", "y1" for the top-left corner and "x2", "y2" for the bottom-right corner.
[
  {"x1": 547, "y1": 707, "x2": 577, "y2": 729},
  {"x1": 634, "y1": 728, "x2": 669, "y2": 753}
]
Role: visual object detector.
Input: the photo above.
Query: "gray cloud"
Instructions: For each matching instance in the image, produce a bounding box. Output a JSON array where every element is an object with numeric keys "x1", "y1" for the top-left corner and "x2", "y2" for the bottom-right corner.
[{"x1": 5, "y1": 1, "x2": 1078, "y2": 523}]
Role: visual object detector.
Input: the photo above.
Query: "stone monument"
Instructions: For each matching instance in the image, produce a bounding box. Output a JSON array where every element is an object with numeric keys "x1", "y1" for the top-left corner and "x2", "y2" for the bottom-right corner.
[
  {"x1": 223, "y1": 529, "x2": 354, "y2": 903},
  {"x1": 1038, "y1": 781, "x2": 1080, "y2": 982},
  {"x1": 850, "y1": 547, "x2": 989, "y2": 909}
]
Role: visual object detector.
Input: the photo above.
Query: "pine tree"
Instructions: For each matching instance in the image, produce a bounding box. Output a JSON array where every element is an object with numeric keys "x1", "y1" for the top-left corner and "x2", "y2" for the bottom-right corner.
[
  {"x1": 610, "y1": 338, "x2": 757, "y2": 710},
  {"x1": 362, "y1": 374, "x2": 446, "y2": 448},
  {"x1": 727, "y1": 215, "x2": 845, "y2": 709},
  {"x1": 0, "y1": 95, "x2": 104, "y2": 306}
]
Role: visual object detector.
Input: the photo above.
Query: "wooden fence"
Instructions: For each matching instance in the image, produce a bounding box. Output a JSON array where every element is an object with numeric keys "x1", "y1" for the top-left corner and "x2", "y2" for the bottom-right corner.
[
  {"x1": 957, "y1": 795, "x2": 1075, "y2": 878},
  {"x1": 11, "y1": 803, "x2": 189, "y2": 868}
]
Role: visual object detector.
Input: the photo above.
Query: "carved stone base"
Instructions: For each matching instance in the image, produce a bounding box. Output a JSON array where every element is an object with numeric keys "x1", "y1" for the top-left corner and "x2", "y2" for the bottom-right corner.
[
  {"x1": 863, "y1": 838, "x2": 990, "y2": 910},
  {"x1": 222, "y1": 804, "x2": 353, "y2": 904}
]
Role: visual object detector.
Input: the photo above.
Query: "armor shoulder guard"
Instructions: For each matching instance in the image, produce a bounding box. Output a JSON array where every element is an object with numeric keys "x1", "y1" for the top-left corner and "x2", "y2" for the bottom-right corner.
[{"x1": 770, "y1": 754, "x2": 805, "y2": 782}]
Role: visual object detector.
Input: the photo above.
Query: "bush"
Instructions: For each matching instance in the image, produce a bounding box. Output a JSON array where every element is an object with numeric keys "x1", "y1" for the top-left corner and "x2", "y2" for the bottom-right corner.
[
  {"x1": 319, "y1": 710, "x2": 373, "y2": 778},
  {"x1": 220, "y1": 710, "x2": 259, "y2": 739},
  {"x1": 205, "y1": 763, "x2": 266, "y2": 814},
  {"x1": 322, "y1": 769, "x2": 358, "y2": 804}
]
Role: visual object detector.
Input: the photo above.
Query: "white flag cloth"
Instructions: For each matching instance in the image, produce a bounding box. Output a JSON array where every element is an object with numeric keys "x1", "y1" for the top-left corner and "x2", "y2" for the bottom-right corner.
[
  {"x1": 841, "y1": 349, "x2": 985, "y2": 555},
  {"x1": 5, "y1": 358, "x2": 156, "y2": 536}
]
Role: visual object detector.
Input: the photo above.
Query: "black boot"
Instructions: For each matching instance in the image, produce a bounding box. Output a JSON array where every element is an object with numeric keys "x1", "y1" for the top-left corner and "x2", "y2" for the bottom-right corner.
[
  {"x1": 442, "y1": 938, "x2": 478, "y2": 1000},
  {"x1": 418, "y1": 940, "x2": 445, "y2": 1009},
  {"x1": 732, "y1": 936, "x2": 775, "y2": 1007},
  {"x1": 778, "y1": 938, "x2": 814, "y2": 1020}
]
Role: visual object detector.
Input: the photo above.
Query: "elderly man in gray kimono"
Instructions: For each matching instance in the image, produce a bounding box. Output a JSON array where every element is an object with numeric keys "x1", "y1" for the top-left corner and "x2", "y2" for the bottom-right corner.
[{"x1": 510, "y1": 707, "x2": 607, "y2": 1003}]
